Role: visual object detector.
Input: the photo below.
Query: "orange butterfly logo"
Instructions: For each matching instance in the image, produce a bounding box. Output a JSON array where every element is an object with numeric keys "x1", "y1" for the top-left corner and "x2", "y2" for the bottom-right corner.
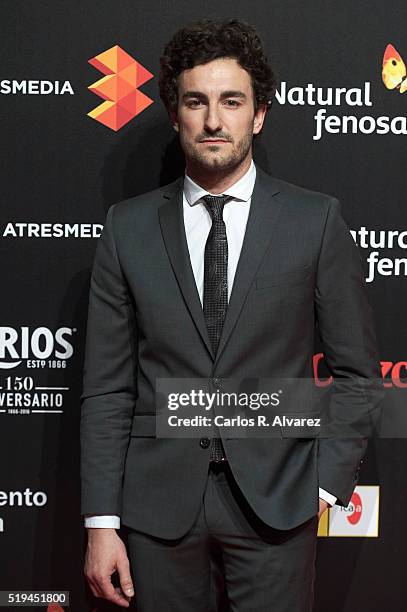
[{"x1": 382, "y1": 44, "x2": 407, "y2": 93}]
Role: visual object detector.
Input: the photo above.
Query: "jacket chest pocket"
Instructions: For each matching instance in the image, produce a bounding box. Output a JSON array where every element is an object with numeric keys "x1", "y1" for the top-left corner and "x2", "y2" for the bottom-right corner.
[{"x1": 250, "y1": 264, "x2": 314, "y2": 329}]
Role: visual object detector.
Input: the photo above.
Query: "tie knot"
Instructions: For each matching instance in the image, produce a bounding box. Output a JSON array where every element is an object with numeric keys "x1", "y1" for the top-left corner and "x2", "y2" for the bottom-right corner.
[{"x1": 201, "y1": 194, "x2": 233, "y2": 221}]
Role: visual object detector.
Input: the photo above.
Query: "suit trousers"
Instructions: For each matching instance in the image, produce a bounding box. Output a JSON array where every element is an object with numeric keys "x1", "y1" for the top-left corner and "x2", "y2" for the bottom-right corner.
[{"x1": 125, "y1": 461, "x2": 318, "y2": 612}]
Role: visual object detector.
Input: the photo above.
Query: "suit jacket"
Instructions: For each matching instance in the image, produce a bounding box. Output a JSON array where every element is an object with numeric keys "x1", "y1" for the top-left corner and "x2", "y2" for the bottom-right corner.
[{"x1": 80, "y1": 163, "x2": 381, "y2": 538}]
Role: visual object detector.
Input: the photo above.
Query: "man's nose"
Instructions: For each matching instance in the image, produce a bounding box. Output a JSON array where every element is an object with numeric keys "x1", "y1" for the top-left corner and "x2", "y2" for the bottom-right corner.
[{"x1": 204, "y1": 103, "x2": 222, "y2": 132}]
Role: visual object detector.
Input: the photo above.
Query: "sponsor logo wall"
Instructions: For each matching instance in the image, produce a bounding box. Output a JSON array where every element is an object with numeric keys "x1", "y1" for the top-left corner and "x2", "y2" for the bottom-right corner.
[{"x1": 1, "y1": 2, "x2": 406, "y2": 611}]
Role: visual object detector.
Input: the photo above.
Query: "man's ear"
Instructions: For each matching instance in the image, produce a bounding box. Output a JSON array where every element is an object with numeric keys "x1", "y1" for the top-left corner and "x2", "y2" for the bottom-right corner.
[
  {"x1": 253, "y1": 103, "x2": 267, "y2": 135},
  {"x1": 170, "y1": 109, "x2": 179, "y2": 133}
]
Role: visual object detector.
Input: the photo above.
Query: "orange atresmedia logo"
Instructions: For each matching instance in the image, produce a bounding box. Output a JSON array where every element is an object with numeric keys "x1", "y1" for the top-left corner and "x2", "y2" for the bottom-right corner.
[
  {"x1": 382, "y1": 44, "x2": 407, "y2": 93},
  {"x1": 88, "y1": 44, "x2": 153, "y2": 131}
]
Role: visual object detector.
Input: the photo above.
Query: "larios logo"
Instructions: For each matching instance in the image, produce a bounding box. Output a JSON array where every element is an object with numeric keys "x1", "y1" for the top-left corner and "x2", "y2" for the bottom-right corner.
[
  {"x1": 276, "y1": 43, "x2": 406, "y2": 140},
  {"x1": 88, "y1": 44, "x2": 153, "y2": 131},
  {"x1": 0, "y1": 327, "x2": 75, "y2": 369}
]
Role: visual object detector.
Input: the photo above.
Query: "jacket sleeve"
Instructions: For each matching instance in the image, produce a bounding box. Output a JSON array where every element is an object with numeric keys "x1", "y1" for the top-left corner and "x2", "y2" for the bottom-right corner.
[
  {"x1": 80, "y1": 203, "x2": 138, "y2": 516},
  {"x1": 315, "y1": 197, "x2": 382, "y2": 507}
]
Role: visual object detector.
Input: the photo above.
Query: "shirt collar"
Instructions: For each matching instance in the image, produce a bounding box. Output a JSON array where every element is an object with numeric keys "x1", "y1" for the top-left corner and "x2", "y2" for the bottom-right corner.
[{"x1": 183, "y1": 159, "x2": 256, "y2": 207}]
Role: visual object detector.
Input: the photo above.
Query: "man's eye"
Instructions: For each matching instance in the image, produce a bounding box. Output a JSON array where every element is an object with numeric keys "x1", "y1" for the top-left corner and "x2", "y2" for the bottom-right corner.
[
  {"x1": 187, "y1": 100, "x2": 202, "y2": 107},
  {"x1": 224, "y1": 100, "x2": 240, "y2": 106}
]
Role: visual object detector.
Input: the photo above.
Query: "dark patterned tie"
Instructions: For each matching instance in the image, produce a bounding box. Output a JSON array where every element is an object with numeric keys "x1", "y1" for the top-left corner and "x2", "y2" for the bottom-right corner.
[{"x1": 201, "y1": 194, "x2": 233, "y2": 461}]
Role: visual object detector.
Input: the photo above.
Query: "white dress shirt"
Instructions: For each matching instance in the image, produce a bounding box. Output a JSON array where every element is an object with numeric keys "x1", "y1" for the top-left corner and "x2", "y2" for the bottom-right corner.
[{"x1": 84, "y1": 159, "x2": 336, "y2": 529}]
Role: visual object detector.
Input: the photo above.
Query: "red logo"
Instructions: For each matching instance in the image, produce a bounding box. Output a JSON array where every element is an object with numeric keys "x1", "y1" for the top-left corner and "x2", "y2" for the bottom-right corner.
[
  {"x1": 346, "y1": 492, "x2": 363, "y2": 525},
  {"x1": 381, "y1": 361, "x2": 407, "y2": 387},
  {"x1": 313, "y1": 353, "x2": 407, "y2": 388}
]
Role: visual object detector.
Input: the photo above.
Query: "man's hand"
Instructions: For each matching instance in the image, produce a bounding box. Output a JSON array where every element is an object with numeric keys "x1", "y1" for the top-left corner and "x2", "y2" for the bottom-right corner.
[
  {"x1": 317, "y1": 498, "x2": 329, "y2": 521},
  {"x1": 84, "y1": 528, "x2": 134, "y2": 608}
]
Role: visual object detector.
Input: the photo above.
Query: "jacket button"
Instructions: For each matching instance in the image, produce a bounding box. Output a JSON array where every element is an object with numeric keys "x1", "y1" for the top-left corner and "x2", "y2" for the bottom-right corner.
[
  {"x1": 212, "y1": 377, "x2": 222, "y2": 389},
  {"x1": 200, "y1": 437, "x2": 210, "y2": 449}
]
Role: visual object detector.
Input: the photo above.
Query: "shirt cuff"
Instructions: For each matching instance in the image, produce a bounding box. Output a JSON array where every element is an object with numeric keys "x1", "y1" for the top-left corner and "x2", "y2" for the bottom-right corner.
[
  {"x1": 318, "y1": 487, "x2": 337, "y2": 507},
  {"x1": 84, "y1": 515, "x2": 121, "y2": 529}
]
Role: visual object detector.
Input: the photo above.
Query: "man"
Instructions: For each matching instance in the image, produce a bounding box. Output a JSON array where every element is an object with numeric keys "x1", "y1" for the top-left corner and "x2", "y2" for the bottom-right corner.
[{"x1": 80, "y1": 18, "x2": 381, "y2": 611}]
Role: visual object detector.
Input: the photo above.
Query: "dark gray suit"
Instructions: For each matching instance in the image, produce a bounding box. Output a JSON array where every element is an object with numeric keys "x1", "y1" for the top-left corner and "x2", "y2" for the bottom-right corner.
[{"x1": 80, "y1": 164, "x2": 380, "y2": 603}]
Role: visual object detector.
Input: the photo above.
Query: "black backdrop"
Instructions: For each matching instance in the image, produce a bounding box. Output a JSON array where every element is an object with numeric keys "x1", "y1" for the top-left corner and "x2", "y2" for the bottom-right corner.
[{"x1": 1, "y1": 2, "x2": 406, "y2": 610}]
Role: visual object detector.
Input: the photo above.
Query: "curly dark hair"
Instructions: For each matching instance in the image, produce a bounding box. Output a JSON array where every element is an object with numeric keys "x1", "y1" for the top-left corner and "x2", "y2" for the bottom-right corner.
[{"x1": 159, "y1": 18, "x2": 277, "y2": 117}]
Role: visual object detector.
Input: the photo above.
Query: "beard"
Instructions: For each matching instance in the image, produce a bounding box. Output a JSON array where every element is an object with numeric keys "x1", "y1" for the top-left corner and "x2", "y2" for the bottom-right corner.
[{"x1": 179, "y1": 127, "x2": 253, "y2": 174}]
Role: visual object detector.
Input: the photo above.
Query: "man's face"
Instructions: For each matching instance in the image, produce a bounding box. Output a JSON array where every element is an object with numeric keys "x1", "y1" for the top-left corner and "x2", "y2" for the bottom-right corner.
[{"x1": 172, "y1": 58, "x2": 266, "y2": 173}]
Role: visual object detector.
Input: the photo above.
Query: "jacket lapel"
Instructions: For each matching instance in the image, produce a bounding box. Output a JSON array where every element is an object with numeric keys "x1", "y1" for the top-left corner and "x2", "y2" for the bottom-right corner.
[
  {"x1": 214, "y1": 165, "x2": 282, "y2": 365},
  {"x1": 159, "y1": 178, "x2": 216, "y2": 360},
  {"x1": 158, "y1": 164, "x2": 282, "y2": 364}
]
